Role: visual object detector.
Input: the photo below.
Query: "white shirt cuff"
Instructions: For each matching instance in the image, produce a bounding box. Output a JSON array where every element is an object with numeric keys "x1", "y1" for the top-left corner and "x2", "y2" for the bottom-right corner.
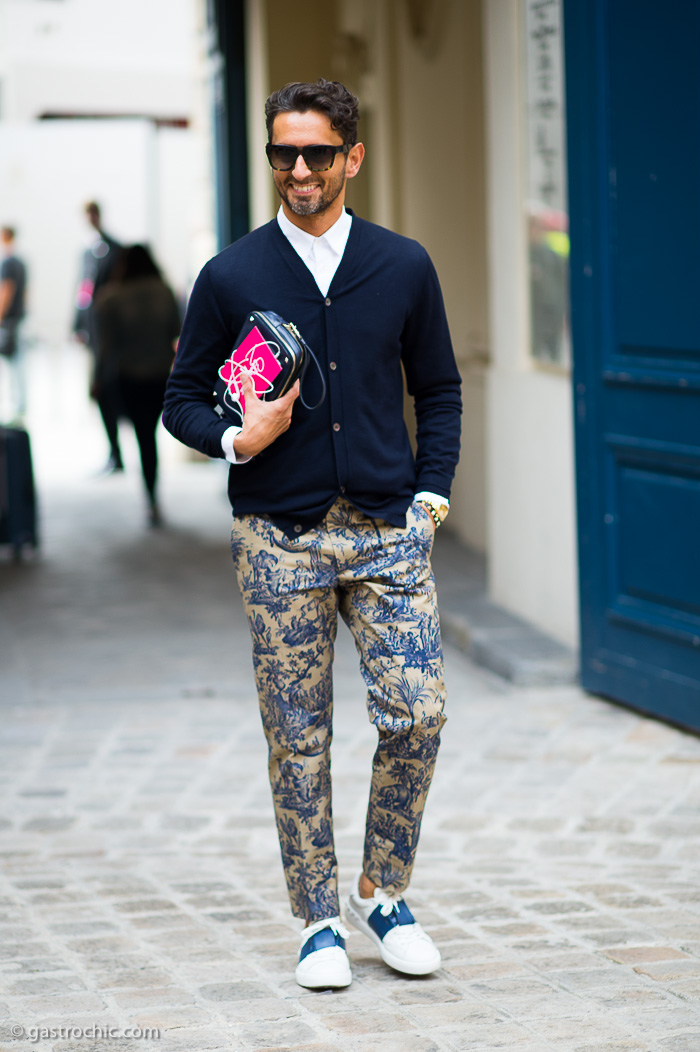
[
  {"x1": 414, "y1": 491, "x2": 450, "y2": 509},
  {"x1": 221, "y1": 426, "x2": 252, "y2": 464}
]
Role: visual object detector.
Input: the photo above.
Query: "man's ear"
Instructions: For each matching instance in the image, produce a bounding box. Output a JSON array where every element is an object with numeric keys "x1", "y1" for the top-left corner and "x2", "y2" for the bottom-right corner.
[{"x1": 345, "y1": 142, "x2": 365, "y2": 180}]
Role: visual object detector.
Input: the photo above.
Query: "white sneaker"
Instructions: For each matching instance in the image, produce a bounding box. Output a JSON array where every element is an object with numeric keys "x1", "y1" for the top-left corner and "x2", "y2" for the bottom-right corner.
[
  {"x1": 295, "y1": 916, "x2": 352, "y2": 989},
  {"x1": 345, "y1": 873, "x2": 441, "y2": 976}
]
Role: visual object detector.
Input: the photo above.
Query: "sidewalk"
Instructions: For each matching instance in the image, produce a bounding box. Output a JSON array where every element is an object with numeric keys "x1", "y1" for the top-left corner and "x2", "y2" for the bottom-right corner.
[{"x1": 2, "y1": 343, "x2": 700, "y2": 1052}]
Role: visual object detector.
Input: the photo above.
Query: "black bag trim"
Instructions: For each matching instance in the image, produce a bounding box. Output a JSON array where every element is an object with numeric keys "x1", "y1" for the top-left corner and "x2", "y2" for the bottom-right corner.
[{"x1": 212, "y1": 310, "x2": 326, "y2": 427}]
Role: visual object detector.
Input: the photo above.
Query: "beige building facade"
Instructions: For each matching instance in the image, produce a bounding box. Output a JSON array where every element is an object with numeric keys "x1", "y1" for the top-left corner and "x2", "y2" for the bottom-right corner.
[{"x1": 240, "y1": 0, "x2": 578, "y2": 649}]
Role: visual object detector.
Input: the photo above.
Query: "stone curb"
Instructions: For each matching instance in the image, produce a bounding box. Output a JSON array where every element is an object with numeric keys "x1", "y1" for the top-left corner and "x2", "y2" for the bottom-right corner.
[{"x1": 433, "y1": 530, "x2": 579, "y2": 686}]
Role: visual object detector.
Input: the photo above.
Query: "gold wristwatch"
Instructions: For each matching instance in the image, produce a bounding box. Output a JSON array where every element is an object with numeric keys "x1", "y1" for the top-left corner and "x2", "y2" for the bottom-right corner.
[{"x1": 418, "y1": 498, "x2": 449, "y2": 529}]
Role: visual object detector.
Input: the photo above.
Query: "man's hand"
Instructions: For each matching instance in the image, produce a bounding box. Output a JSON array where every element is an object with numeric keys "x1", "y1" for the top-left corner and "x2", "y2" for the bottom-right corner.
[
  {"x1": 233, "y1": 370, "x2": 300, "y2": 459},
  {"x1": 418, "y1": 502, "x2": 436, "y2": 535}
]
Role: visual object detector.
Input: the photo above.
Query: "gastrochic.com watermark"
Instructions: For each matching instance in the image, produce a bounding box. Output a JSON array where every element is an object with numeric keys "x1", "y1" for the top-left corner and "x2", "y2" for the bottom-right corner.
[{"x1": 10, "y1": 1024, "x2": 161, "y2": 1043}]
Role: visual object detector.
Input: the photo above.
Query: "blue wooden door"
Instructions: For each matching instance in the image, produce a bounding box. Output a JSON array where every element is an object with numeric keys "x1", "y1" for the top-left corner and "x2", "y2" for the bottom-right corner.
[{"x1": 565, "y1": 0, "x2": 700, "y2": 728}]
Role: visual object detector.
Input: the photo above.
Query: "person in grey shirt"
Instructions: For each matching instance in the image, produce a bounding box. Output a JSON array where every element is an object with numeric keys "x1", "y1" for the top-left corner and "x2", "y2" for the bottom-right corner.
[{"x1": 0, "y1": 226, "x2": 28, "y2": 423}]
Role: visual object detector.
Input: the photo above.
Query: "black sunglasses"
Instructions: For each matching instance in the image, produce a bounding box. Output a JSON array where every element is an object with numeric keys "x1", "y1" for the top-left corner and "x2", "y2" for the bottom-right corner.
[{"x1": 265, "y1": 143, "x2": 350, "y2": 172}]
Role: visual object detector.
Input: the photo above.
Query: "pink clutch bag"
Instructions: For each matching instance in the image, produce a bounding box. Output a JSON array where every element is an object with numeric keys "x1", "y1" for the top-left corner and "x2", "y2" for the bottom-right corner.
[{"x1": 213, "y1": 310, "x2": 325, "y2": 426}]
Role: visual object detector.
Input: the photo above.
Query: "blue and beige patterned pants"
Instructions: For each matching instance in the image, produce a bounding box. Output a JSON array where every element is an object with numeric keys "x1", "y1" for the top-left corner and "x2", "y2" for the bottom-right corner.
[{"x1": 230, "y1": 497, "x2": 446, "y2": 922}]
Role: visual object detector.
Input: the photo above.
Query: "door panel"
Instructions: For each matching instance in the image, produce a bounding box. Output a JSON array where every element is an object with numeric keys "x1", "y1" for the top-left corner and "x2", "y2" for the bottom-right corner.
[
  {"x1": 565, "y1": 0, "x2": 700, "y2": 728},
  {"x1": 610, "y1": 3, "x2": 700, "y2": 351},
  {"x1": 617, "y1": 465, "x2": 700, "y2": 614}
]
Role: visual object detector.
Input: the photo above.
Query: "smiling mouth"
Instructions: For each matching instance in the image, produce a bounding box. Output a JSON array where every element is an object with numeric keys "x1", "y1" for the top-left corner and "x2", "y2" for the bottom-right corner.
[{"x1": 288, "y1": 182, "x2": 320, "y2": 194}]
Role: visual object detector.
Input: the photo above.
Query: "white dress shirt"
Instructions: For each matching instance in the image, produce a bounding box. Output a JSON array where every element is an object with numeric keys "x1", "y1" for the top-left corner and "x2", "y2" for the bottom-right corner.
[
  {"x1": 220, "y1": 207, "x2": 448, "y2": 516},
  {"x1": 277, "y1": 205, "x2": 352, "y2": 297}
]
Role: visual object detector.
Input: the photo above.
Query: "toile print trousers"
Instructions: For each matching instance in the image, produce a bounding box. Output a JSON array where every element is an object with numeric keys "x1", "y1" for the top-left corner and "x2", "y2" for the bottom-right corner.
[{"x1": 230, "y1": 496, "x2": 447, "y2": 923}]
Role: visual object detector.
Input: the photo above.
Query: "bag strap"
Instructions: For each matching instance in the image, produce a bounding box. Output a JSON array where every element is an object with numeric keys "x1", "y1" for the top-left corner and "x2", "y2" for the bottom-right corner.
[{"x1": 297, "y1": 337, "x2": 327, "y2": 411}]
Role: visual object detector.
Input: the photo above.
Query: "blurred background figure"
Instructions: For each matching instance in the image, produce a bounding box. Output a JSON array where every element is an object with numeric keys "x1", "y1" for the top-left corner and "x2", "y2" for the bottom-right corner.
[
  {"x1": 0, "y1": 226, "x2": 28, "y2": 425},
  {"x1": 528, "y1": 208, "x2": 569, "y2": 366},
  {"x1": 94, "y1": 244, "x2": 180, "y2": 527},
  {"x1": 73, "y1": 201, "x2": 124, "y2": 473}
]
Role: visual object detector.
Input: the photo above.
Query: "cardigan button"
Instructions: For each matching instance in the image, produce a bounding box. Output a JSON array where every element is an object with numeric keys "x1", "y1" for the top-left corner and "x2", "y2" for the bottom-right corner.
[
  {"x1": 333, "y1": 422, "x2": 341, "y2": 432},
  {"x1": 293, "y1": 524, "x2": 302, "y2": 533},
  {"x1": 329, "y1": 361, "x2": 337, "y2": 370},
  {"x1": 325, "y1": 297, "x2": 331, "y2": 306}
]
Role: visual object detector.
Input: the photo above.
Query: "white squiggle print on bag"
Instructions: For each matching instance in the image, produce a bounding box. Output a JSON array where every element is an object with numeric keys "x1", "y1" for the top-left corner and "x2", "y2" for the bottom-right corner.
[{"x1": 218, "y1": 324, "x2": 283, "y2": 415}]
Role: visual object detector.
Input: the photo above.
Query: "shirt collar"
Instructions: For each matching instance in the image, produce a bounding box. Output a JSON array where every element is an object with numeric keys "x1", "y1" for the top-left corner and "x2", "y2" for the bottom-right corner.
[{"x1": 277, "y1": 206, "x2": 352, "y2": 260}]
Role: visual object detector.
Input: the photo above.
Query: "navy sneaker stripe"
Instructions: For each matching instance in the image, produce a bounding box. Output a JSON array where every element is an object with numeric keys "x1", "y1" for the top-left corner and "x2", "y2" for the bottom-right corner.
[
  {"x1": 299, "y1": 927, "x2": 346, "y2": 963},
  {"x1": 367, "y1": 900, "x2": 415, "y2": 941}
]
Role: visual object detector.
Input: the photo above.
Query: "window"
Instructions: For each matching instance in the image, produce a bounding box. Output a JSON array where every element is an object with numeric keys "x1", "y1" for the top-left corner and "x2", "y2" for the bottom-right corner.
[{"x1": 524, "y1": 0, "x2": 570, "y2": 369}]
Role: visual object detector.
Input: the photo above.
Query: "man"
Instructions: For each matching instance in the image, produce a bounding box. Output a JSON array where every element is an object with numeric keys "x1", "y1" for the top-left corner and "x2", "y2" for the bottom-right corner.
[
  {"x1": 73, "y1": 201, "x2": 123, "y2": 472},
  {"x1": 0, "y1": 226, "x2": 28, "y2": 423},
  {"x1": 163, "y1": 79, "x2": 462, "y2": 989}
]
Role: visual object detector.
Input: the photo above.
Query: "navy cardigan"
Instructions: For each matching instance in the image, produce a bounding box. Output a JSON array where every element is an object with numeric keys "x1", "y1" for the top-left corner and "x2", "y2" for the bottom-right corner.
[{"x1": 162, "y1": 213, "x2": 462, "y2": 536}]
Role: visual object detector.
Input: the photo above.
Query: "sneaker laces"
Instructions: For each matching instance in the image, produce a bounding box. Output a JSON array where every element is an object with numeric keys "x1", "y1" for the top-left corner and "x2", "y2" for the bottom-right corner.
[
  {"x1": 372, "y1": 887, "x2": 404, "y2": 918},
  {"x1": 301, "y1": 915, "x2": 349, "y2": 948},
  {"x1": 371, "y1": 889, "x2": 432, "y2": 944}
]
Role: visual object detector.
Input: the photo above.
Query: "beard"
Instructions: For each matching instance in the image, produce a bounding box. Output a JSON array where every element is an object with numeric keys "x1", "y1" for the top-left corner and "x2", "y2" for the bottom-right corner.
[{"x1": 274, "y1": 163, "x2": 346, "y2": 216}]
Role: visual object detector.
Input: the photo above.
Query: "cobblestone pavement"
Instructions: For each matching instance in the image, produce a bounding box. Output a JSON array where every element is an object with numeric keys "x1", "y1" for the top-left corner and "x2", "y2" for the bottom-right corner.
[{"x1": 2, "y1": 344, "x2": 700, "y2": 1052}]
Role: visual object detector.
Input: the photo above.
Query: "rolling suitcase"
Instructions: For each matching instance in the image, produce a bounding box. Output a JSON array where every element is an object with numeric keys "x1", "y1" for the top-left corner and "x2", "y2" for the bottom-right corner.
[{"x1": 0, "y1": 425, "x2": 38, "y2": 558}]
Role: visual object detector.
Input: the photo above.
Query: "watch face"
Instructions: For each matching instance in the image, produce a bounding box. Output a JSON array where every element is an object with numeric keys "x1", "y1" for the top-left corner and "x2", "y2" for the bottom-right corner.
[{"x1": 436, "y1": 504, "x2": 449, "y2": 522}]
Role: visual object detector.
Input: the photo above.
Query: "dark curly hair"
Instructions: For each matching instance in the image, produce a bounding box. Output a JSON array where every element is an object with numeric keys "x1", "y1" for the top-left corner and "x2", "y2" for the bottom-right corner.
[
  {"x1": 265, "y1": 79, "x2": 360, "y2": 146},
  {"x1": 112, "y1": 244, "x2": 162, "y2": 283}
]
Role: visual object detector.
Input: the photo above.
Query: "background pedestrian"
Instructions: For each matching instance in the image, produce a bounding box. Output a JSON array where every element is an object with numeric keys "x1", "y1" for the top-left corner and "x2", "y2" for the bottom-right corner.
[
  {"x1": 0, "y1": 226, "x2": 28, "y2": 425},
  {"x1": 95, "y1": 243, "x2": 180, "y2": 526}
]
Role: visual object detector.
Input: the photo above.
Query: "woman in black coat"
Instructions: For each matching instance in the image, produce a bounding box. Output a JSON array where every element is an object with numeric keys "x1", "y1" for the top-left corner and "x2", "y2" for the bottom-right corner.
[{"x1": 95, "y1": 245, "x2": 180, "y2": 525}]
